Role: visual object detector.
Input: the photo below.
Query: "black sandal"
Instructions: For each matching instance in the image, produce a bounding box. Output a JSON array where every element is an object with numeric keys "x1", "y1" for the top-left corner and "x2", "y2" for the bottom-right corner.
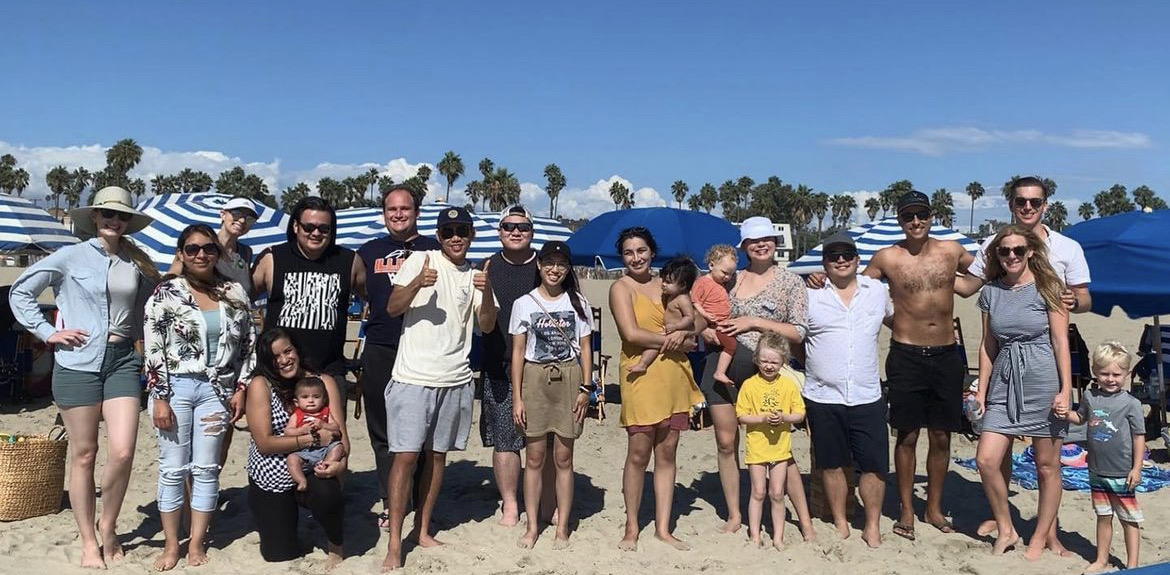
[{"x1": 377, "y1": 511, "x2": 390, "y2": 530}]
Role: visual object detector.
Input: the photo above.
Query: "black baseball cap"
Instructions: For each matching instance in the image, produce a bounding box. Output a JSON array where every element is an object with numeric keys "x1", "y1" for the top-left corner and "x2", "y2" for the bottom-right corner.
[
  {"x1": 538, "y1": 240, "x2": 571, "y2": 260},
  {"x1": 821, "y1": 232, "x2": 855, "y2": 251},
  {"x1": 895, "y1": 191, "x2": 931, "y2": 213},
  {"x1": 437, "y1": 206, "x2": 474, "y2": 227}
]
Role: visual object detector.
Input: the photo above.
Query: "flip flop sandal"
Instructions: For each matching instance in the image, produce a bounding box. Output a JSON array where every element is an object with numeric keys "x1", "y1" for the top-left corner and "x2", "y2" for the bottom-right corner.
[
  {"x1": 377, "y1": 511, "x2": 390, "y2": 530},
  {"x1": 928, "y1": 519, "x2": 956, "y2": 534},
  {"x1": 892, "y1": 522, "x2": 916, "y2": 541}
]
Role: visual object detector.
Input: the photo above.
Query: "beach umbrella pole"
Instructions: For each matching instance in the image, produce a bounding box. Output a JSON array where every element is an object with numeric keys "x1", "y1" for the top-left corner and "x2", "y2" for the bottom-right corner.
[{"x1": 1156, "y1": 316, "x2": 1167, "y2": 432}]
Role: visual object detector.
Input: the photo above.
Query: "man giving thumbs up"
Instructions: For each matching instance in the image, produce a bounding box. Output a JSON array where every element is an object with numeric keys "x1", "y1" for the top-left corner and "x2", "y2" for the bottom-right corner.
[{"x1": 382, "y1": 206, "x2": 497, "y2": 571}]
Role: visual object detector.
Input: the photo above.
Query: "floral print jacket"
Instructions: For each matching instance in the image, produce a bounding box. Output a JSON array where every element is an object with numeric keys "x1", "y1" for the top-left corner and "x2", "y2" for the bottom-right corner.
[{"x1": 144, "y1": 277, "x2": 256, "y2": 403}]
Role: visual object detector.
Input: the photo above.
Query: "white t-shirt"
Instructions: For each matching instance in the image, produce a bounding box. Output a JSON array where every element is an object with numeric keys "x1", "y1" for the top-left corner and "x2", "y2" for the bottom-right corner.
[
  {"x1": 509, "y1": 289, "x2": 592, "y2": 363},
  {"x1": 391, "y1": 250, "x2": 484, "y2": 387},
  {"x1": 968, "y1": 225, "x2": 1092, "y2": 285}
]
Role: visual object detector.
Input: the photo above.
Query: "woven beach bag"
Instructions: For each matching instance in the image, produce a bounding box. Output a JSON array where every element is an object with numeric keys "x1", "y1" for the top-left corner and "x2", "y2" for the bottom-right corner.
[{"x1": 0, "y1": 427, "x2": 67, "y2": 521}]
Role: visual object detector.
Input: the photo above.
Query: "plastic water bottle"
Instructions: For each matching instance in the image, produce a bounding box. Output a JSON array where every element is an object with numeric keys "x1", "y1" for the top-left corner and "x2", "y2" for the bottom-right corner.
[{"x1": 963, "y1": 395, "x2": 983, "y2": 434}]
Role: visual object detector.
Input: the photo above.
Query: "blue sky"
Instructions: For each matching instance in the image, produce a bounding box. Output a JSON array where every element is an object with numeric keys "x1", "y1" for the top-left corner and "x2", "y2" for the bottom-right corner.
[{"x1": 2, "y1": 0, "x2": 1167, "y2": 225}]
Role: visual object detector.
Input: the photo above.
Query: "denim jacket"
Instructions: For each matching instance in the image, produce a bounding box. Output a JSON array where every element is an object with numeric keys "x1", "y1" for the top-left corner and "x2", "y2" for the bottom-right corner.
[
  {"x1": 8, "y1": 239, "x2": 154, "y2": 371},
  {"x1": 143, "y1": 277, "x2": 257, "y2": 403}
]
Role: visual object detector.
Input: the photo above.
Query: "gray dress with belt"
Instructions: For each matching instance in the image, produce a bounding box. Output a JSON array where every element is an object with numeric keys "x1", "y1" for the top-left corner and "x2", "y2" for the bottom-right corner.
[{"x1": 978, "y1": 280, "x2": 1068, "y2": 438}]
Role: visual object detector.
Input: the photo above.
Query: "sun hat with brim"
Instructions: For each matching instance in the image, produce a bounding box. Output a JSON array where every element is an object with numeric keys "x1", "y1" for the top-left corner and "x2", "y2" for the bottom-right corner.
[
  {"x1": 71, "y1": 186, "x2": 153, "y2": 236},
  {"x1": 739, "y1": 216, "x2": 779, "y2": 245}
]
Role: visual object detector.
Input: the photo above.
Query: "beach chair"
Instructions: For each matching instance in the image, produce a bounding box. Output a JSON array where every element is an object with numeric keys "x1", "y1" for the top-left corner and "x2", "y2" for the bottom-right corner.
[
  {"x1": 1068, "y1": 323, "x2": 1091, "y2": 401},
  {"x1": 589, "y1": 306, "x2": 609, "y2": 421},
  {"x1": 953, "y1": 317, "x2": 978, "y2": 379},
  {"x1": 345, "y1": 305, "x2": 369, "y2": 420}
]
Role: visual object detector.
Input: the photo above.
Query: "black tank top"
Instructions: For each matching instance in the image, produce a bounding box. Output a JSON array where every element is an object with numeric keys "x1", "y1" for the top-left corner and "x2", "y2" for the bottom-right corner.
[{"x1": 264, "y1": 242, "x2": 354, "y2": 375}]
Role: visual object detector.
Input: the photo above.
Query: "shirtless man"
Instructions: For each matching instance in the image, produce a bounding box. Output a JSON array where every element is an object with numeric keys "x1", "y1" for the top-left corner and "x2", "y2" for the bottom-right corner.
[{"x1": 864, "y1": 191, "x2": 973, "y2": 541}]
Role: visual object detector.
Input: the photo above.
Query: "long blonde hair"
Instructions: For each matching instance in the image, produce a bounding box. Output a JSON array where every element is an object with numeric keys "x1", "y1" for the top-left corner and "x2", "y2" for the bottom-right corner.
[{"x1": 984, "y1": 224, "x2": 1065, "y2": 312}]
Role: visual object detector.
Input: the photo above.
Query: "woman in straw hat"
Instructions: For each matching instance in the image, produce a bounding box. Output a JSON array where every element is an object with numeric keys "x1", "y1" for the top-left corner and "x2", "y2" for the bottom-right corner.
[{"x1": 8, "y1": 186, "x2": 160, "y2": 568}]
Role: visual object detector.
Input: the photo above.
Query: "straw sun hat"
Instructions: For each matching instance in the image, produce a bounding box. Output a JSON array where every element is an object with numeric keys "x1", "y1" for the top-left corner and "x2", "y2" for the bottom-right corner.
[{"x1": 70, "y1": 186, "x2": 153, "y2": 236}]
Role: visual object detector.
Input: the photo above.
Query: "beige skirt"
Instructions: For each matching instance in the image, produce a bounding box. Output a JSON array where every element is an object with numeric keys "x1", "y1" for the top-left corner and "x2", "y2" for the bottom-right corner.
[{"x1": 520, "y1": 360, "x2": 585, "y2": 439}]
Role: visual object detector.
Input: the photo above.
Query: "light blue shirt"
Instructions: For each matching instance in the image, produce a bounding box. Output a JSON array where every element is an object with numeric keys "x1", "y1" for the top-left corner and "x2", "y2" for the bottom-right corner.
[
  {"x1": 203, "y1": 309, "x2": 221, "y2": 366},
  {"x1": 8, "y1": 239, "x2": 152, "y2": 372}
]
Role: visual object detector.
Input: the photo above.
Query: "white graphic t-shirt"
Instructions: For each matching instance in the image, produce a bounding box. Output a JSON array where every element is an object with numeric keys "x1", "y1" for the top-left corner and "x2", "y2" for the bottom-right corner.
[
  {"x1": 509, "y1": 289, "x2": 592, "y2": 364},
  {"x1": 277, "y1": 271, "x2": 342, "y2": 330}
]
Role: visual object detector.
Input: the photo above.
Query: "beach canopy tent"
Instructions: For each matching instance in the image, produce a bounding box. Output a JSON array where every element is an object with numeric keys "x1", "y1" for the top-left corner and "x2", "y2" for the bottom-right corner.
[
  {"x1": 334, "y1": 203, "x2": 570, "y2": 261},
  {"x1": 566, "y1": 207, "x2": 745, "y2": 271},
  {"x1": 132, "y1": 193, "x2": 291, "y2": 269},
  {"x1": 0, "y1": 193, "x2": 79, "y2": 253},
  {"x1": 787, "y1": 217, "x2": 980, "y2": 275},
  {"x1": 1063, "y1": 209, "x2": 1170, "y2": 426}
]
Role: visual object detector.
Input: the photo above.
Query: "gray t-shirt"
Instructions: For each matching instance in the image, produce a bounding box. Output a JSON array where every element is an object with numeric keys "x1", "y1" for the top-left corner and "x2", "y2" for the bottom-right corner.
[
  {"x1": 106, "y1": 255, "x2": 139, "y2": 339},
  {"x1": 1078, "y1": 387, "x2": 1146, "y2": 477}
]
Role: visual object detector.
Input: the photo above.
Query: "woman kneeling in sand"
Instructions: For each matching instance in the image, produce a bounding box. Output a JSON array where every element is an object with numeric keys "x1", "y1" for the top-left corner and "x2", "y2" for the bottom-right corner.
[{"x1": 245, "y1": 328, "x2": 350, "y2": 569}]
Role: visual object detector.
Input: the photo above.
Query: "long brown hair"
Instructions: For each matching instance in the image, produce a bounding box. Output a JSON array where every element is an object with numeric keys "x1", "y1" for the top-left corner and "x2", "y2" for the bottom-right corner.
[
  {"x1": 984, "y1": 224, "x2": 1066, "y2": 312},
  {"x1": 164, "y1": 224, "x2": 247, "y2": 310}
]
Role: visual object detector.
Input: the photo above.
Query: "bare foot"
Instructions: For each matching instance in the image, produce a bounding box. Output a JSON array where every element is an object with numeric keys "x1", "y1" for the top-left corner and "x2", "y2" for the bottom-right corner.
[
  {"x1": 498, "y1": 502, "x2": 520, "y2": 527},
  {"x1": 655, "y1": 532, "x2": 690, "y2": 550},
  {"x1": 800, "y1": 522, "x2": 816, "y2": 542},
  {"x1": 1024, "y1": 542, "x2": 1046, "y2": 561},
  {"x1": 323, "y1": 551, "x2": 343, "y2": 572},
  {"x1": 719, "y1": 517, "x2": 742, "y2": 533},
  {"x1": 380, "y1": 544, "x2": 402, "y2": 572},
  {"x1": 617, "y1": 536, "x2": 638, "y2": 551},
  {"x1": 186, "y1": 544, "x2": 209, "y2": 567},
  {"x1": 861, "y1": 527, "x2": 881, "y2": 548},
  {"x1": 99, "y1": 527, "x2": 123, "y2": 563},
  {"x1": 714, "y1": 372, "x2": 735, "y2": 386},
  {"x1": 551, "y1": 537, "x2": 570, "y2": 550},
  {"x1": 976, "y1": 518, "x2": 998, "y2": 537},
  {"x1": 1046, "y1": 535, "x2": 1072, "y2": 557},
  {"x1": 408, "y1": 530, "x2": 445, "y2": 548},
  {"x1": 517, "y1": 530, "x2": 538, "y2": 549},
  {"x1": 748, "y1": 531, "x2": 763, "y2": 547},
  {"x1": 772, "y1": 537, "x2": 786, "y2": 552},
  {"x1": 1081, "y1": 561, "x2": 1110, "y2": 574},
  {"x1": 79, "y1": 540, "x2": 106, "y2": 570},
  {"x1": 153, "y1": 546, "x2": 181, "y2": 572},
  {"x1": 834, "y1": 520, "x2": 851, "y2": 539},
  {"x1": 992, "y1": 531, "x2": 1020, "y2": 555}
]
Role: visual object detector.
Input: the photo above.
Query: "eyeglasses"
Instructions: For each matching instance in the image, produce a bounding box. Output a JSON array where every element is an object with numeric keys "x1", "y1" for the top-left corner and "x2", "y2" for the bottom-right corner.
[
  {"x1": 99, "y1": 208, "x2": 133, "y2": 222},
  {"x1": 228, "y1": 209, "x2": 258, "y2": 224},
  {"x1": 540, "y1": 261, "x2": 569, "y2": 270},
  {"x1": 439, "y1": 225, "x2": 472, "y2": 239},
  {"x1": 1012, "y1": 197, "x2": 1045, "y2": 210},
  {"x1": 995, "y1": 246, "x2": 1028, "y2": 258},
  {"x1": 899, "y1": 209, "x2": 931, "y2": 222},
  {"x1": 500, "y1": 222, "x2": 533, "y2": 233},
  {"x1": 822, "y1": 249, "x2": 858, "y2": 262},
  {"x1": 182, "y1": 242, "x2": 221, "y2": 257},
  {"x1": 298, "y1": 221, "x2": 332, "y2": 235}
]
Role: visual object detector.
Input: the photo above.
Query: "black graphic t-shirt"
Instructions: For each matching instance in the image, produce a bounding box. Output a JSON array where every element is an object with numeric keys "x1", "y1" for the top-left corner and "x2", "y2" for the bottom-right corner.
[
  {"x1": 263, "y1": 242, "x2": 355, "y2": 375},
  {"x1": 357, "y1": 234, "x2": 441, "y2": 348},
  {"x1": 508, "y1": 289, "x2": 592, "y2": 364}
]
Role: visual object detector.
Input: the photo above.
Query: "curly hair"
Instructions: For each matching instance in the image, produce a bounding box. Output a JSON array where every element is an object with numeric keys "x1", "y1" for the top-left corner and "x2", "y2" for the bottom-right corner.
[{"x1": 705, "y1": 244, "x2": 737, "y2": 268}]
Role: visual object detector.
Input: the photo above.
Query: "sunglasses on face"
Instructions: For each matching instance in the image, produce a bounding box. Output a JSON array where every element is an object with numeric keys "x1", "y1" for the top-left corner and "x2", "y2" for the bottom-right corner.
[
  {"x1": 228, "y1": 209, "x2": 258, "y2": 224},
  {"x1": 439, "y1": 225, "x2": 472, "y2": 239},
  {"x1": 540, "y1": 260, "x2": 569, "y2": 270},
  {"x1": 182, "y1": 242, "x2": 221, "y2": 257},
  {"x1": 298, "y1": 221, "x2": 332, "y2": 235},
  {"x1": 99, "y1": 208, "x2": 133, "y2": 222},
  {"x1": 823, "y1": 250, "x2": 858, "y2": 262},
  {"x1": 996, "y1": 246, "x2": 1028, "y2": 258},
  {"x1": 1013, "y1": 197, "x2": 1045, "y2": 210},
  {"x1": 899, "y1": 209, "x2": 931, "y2": 222},
  {"x1": 500, "y1": 222, "x2": 533, "y2": 233}
]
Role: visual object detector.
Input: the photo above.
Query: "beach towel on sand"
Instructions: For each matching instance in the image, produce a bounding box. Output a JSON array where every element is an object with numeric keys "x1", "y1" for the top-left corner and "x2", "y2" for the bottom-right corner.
[{"x1": 955, "y1": 444, "x2": 1170, "y2": 492}]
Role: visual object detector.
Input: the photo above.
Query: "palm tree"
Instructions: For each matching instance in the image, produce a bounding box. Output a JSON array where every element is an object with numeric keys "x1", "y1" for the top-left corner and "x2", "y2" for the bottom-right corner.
[
  {"x1": 811, "y1": 192, "x2": 830, "y2": 231},
  {"x1": 1078, "y1": 202, "x2": 1095, "y2": 221},
  {"x1": 317, "y1": 178, "x2": 346, "y2": 208},
  {"x1": 790, "y1": 185, "x2": 814, "y2": 231},
  {"x1": 687, "y1": 194, "x2": 702, "y2": 211},
  {"x1": 45, "y1": 166, "x2": 71, "y2": 217},
  {"x1": 829, "y1": 194, "x2": 856, "y2": 228},
  {"x1": 965, "y1": 181, "x2": 985, "y2": 233},
  {"x1": 698, "y1": 183, "x2": 718, "y2": 214},
  {"x1": 67, "y1": 167, "x2": 90, "y2": 209},
  {"x1": 543, "y1": 164, "x2": 566, "y2": 218},
  {"x1": 281, "y1": 182, "x2": 311, "y2": 211},
  {"x1": 1044, "y1": 201, "x2": 1068, "y2": 231},
  {"x1": 9, "y1": 167, "x2": 29, "y2": 197},
  {"x1": 1133, "y1": 185, "x2": 1158, "y2": 210},
  {"x1": 127, "y1": 178, "x2": 146, "y2": 204},
  {"x1": 930, "y1": 189, "x2": 956, "y2": 227},
  {"x1": 478, "y1": 158, "x2": 494, "y2": 180},
  {"x1": 609, "y1": 181, "x2": 630, "y2": 209},
  {"x1": 365, "y1": 167, "x2": 380, "y2": 203},
  {"x1": 864, "y1": 197, "x2": 880, "y2": 221},
  {"x1": 671, "y1": 180, "x2": 688, "y2": 209},
  {"x1": 106, "y1": 138, "x2": 144, "y2": 183},
  {"x1": 437, "y1": 152, "x2": 464, "y2": 204}
]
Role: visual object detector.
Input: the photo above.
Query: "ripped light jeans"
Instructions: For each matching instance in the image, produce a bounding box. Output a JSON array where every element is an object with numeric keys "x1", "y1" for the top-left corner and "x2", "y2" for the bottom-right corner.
[{"x1": 151, "y1": 374, "x2": 229, "y2": 513}]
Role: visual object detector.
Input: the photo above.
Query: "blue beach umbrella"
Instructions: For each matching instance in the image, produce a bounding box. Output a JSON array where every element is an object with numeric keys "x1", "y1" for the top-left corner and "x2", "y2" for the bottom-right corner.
[
  {"x1": 565, "y1": 207, "x2": 744, "y2": 270},
  {"x1": 132, "y1": 193, "x2": 290, "y2": 270},
  {"x1": 787, "y1": 217, "x2": 979, "y2": 275},
  {"x1": 0, "y1": 194, "x2": 78, "y2": 252}
]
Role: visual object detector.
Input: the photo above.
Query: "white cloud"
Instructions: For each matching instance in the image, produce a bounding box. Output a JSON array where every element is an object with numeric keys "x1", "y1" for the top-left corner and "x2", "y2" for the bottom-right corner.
[{"x1": 826, "y1": 127, "x2": 1153, "y2": 156}]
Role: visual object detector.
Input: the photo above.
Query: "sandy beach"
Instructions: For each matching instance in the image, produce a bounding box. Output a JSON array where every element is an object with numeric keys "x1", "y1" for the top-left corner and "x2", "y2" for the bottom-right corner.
[{"x1": 0, "y1": 276, "x2": 1168, "y2": 574}]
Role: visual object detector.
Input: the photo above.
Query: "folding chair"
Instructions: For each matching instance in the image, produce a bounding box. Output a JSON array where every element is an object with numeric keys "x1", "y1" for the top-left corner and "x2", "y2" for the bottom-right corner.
[
  {"x1": 589, "y1": 306, "x2": 610, "y2": 421},
  {"x1": 345, "y1": 305, "x2": 370, "y2": 420}
]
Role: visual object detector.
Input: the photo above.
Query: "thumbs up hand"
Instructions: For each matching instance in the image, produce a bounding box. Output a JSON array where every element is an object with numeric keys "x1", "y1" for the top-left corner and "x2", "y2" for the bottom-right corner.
[
  {"x1": 473, "y1": 258, "x2": 491, "y2": 293},
  {"x1": 418, "y1": 253, "x2": 438, "y2": 288}
]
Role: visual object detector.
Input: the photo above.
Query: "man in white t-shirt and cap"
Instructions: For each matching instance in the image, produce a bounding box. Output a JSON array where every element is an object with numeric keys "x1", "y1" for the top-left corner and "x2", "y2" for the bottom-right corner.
[
  {"x1": 381, "y1": 205, "x2": 497, "y2": 571},
  {"x1": 955, "y1": 175, "x2": 1091, "y2": 554}
]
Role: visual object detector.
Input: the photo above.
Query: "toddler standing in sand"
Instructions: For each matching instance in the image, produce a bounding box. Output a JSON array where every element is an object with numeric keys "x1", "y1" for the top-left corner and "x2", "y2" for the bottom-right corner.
[
  {"x1": 1057, "y1": 341, "x2": 1146, "y2": 572},
  {"x1": 285, "y1": 377, "x2": 345, "y2": 491},
  {"x1": 735, "y1": 333, "x2": 807, "y2": 549},
  {"x1": 628, "y1": 256, "x2": 699, "y2": 375}
]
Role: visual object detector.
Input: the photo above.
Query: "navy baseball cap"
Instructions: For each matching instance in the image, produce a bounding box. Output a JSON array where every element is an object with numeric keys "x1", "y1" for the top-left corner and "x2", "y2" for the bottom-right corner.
[
  {"x1": 437, "y1": 206, "x2": 474, "y2": 227},
  {"x1": 896, "y1": 191, "x2": 931, "y2": 213}
]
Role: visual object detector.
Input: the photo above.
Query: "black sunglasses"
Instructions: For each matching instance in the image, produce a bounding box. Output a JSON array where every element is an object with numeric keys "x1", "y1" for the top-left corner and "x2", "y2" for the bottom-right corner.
[
  {"x1": 298, "y1": 221, "x2": 332, "y2": 235},
  {"x1": 99, "y1": 208, "x2": 133, "y2": 222},
  {"x1": 899, "y1": 209, "x2": 931, "y2": 222},
  {"x1": 439, "y1": 225, "x2": 472, "y2": 239},
  {"x1": 500, "y1": 222, "x2": 533, "y2": 233},
  {"x1": 995, "y1": 246, "x2": 1028, "y2": 258},
  {"x1": 1012, "y1": 197, "x2": 1045, "y2": 209},
  {"x1": 228, "y1": 209, "x2": 258, "y2": 223},
  {"x1": 823, "y1": 249, "x2": 858, "y2": 262},
  {"x1": 182, "y1": 242, "x2": 221, "y2": 257}
]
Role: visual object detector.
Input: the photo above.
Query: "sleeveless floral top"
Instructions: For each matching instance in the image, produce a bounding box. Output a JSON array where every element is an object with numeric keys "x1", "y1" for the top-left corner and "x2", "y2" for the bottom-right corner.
[{"x1": 729, "y1": 266, "x2": 809, "y2": 353}]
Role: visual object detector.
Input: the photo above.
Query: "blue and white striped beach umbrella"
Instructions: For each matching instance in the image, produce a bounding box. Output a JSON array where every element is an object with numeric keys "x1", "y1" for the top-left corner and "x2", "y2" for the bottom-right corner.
[
  {"x1": 132, "y1": 193, "x2": 291, "y2": 269},
  {"x1": 479, "y1": 211, "x2": 573, "y2": 248},
  {"x1": 0, "y1": 194, "x2": 79, "y2": 252},
  {"x1": 787, "y1": 217, "x2": 979, "y2": 275}
]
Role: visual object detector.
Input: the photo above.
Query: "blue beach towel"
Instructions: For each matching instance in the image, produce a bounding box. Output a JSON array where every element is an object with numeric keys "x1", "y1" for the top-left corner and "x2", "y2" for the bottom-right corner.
[{"x1": 955, "y1": 445, "x2": 1170, "y2": 492}]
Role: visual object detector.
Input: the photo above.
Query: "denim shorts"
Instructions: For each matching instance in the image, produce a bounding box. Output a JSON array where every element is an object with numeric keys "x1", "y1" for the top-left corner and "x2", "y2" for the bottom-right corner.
[{"x1": 52, "y1": 340, "x2": 143, "y2": 407}]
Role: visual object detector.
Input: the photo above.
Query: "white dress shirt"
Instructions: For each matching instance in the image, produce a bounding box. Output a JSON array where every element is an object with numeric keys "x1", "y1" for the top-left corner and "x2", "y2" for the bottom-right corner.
[{"x1": 802, "y1": 275, "x2": 892, "y2": 406}]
